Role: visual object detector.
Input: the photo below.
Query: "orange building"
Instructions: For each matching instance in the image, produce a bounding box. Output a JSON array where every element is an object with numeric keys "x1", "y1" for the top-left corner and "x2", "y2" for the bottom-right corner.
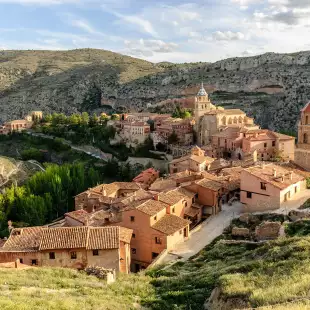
[
  {"x1": 0, "y1": 226, "x2": 132, "y2": 273},
  {"x1": 0, "y1": 119, "x2": 33, "y2": 135},
  {"x1": 133, "y1": 168, "x2": 159, "y2": 188},
  {"x1": 242, "y1": 130, "x2": 295, "y2": 161},
  {"x1": 118, "y1": 198, "x2": 190, "y2": 271},
  {"x1": 169, "y1": 146, "x2": 215, "y2": 174},
  {"x1": 240, "y1": 163, "x2": 306, "y2": 212}
]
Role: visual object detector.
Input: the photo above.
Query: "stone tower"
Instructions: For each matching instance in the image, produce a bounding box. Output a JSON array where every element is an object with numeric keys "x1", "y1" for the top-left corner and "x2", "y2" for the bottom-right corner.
[
  {"x1": 295, "y1": 101, "x2": 310, "y2": 170},
  {"x1": 194, "y1": 83, "x2": 214, "y2": 123}
]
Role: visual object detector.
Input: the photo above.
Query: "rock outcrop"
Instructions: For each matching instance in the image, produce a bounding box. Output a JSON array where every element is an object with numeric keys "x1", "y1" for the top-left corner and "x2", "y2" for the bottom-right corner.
[{"x1": 1, "y1": 49, "x2": 310, "y2": 133}]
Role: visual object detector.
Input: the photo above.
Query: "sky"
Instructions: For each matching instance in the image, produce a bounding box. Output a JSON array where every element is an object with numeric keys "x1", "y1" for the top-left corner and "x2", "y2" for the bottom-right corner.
[{"x1": 1, "y1": 0, "x2": 310, "y2": 63}]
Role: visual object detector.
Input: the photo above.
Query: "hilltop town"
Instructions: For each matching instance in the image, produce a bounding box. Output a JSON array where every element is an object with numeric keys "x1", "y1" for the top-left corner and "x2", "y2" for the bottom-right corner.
[{"x1": 1, "y1": 82, "x2": 310, "y2": 280}]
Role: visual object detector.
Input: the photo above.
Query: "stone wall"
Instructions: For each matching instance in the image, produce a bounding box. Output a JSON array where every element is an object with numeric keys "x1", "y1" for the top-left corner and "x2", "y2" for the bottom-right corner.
[{"x1": 255, "y1": 221, "x2": 282, "y2": 241}]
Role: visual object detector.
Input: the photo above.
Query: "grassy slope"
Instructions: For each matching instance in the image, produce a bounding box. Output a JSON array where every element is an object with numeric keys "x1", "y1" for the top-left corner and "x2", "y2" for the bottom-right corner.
[
  {"x1": 0, "y1": 268, "x2": 155, "y2": 310},
  {"x1": 2, "y1": 236, "x2": 310, "y2": 309}
]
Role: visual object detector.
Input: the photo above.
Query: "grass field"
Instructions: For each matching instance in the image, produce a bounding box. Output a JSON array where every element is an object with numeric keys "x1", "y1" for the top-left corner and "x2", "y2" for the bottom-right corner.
[{"x1": 2, "y1": 233, "x2": 310, "y2": 309}]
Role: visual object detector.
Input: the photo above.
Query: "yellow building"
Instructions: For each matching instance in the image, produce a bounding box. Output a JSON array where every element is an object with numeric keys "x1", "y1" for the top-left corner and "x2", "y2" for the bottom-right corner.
[{"x1": 194, "y1": 84, "x2": 258, "y2": 145}]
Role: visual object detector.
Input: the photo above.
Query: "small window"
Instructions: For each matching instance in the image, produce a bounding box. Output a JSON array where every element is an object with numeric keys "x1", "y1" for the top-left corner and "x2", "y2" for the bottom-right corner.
[
  {"x1": 264, "y1": 143, "x2": 267, "y2": 148},
  {"x1": 49, "y1": 252, "x2": 55, "y2": 260},
  {"x1": 260, "y1": 182, "x2": 267, "y2": 190},
  {"x1": 172, "y1": 207, "x2": 175, "y2": 213},
  {"x1": 179, "y1": 230, "x2": 182, "y2": 235},
  {"x1": 272, "y1": 141, "x2": 276, "y2": 147},
  {"x1": 132, "y1": 233, "x2": 136, "y2": 238},
  {"x1": 155, "y1": 237, "x2": 162, "y2": 244},
  {"x1": 152, "y1": 252, "x2": 159, "y2": 259},
  {"x1": 31, "y1": 259, "x2": 38, "y2": 266},
  {"x1": 93, "y1": 249, "x2": 99, "y2": 256},
  {"x1": 19, "y1": 258, "x2": 23, "y2": 264},
  {"x1": 132, "y1": 248, "x2": 137, "y2": 254},
  {"x1": 154, "y1": 216, "x2": 157, "y2": 221},
  {"x1": 130, "y1": 216, "x2": 135, "y2": 222},
  {"x1": 70, "y1": 252, "x2": 77, "y2": 260},
  {"x1": 247, "y1": 192, "x2": 252, "y2": 199}
]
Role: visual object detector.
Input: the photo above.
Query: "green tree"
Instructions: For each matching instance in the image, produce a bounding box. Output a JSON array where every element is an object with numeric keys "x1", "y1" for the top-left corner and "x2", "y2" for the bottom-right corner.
[{"x1": 81, "y1": 112, "x2": 90, "y2": 125}]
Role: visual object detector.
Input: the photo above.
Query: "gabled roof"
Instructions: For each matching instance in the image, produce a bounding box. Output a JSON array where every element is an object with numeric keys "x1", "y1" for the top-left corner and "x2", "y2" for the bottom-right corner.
[
  {"x1": 2, "y1": 227, "x2": 45, "y2": 252},
  {"x1": 40, "y1": 227, "x2": 89, "y2": 250},
  {"x1": 65, "y1": 210, "x2": 89, "y2": 224},
  {"x1": 152, "y1": 214, "x2": 190, "y2": 235},
  {"x1": 243, "y1": 164, "x2": 305, "y2": 190},
  {"x1": 2, "y1": 226, "x2": 133, "y2": 252}
]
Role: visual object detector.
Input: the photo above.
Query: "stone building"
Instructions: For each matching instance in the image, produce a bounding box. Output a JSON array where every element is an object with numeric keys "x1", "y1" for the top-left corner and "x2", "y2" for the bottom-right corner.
[
  {"x1": 169, "y1": 146, "x2": 215, "y2": 174},
  {"x1": 295, "y1": 102, "x2": 310, "y2": 170},
  {"x1": 194, "y1": 83, "x2": 257, "y2": 145},
  {"x1": 0, "y1": 226, "x2": 132, "y2": 273},
  {"x1": 121, "y1": 121, "x2": 150, "y2": 144}
]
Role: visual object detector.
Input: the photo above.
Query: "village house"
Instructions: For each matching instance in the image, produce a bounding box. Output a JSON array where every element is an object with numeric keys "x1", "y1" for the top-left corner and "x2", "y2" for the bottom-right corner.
[
  {"x1": 169, "y1": 146, "x2": 215, "y2": 174},
  {"x1": 0, "y1": 111, "x2": 43, "y2": 135},
  {"x1": 132, "y1": 168, "x2": 159, "y2": 189},
  {"x1": 119, "y1": 198, "x2": 191, "y2": 271},
  {"x1": 242, "y1": 130, "x2": 295, "y2": 161},
  {"x1": 155, "y1": 117, "x2": 195, "y2": 146},
  {"x1": 74, "y1": 182, "x2": 145, "y2": 212},
  {"x1": 121, "y1": 121, "x2": 150, "y2": 144},
  {"x1": 240, "y1": 163, "x2": 306, "y2": 212},
  {"x1": 0, "y1": 226, "x2": 132, "y2": 273}
]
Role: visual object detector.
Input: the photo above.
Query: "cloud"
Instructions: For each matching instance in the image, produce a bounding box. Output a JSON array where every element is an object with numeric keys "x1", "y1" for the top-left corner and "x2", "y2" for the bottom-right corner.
[
  {"x1": 69, "y1": 19, "x2": 97, "y2": 34},
  {"x1": 212, "y1": 31, "x2": 246, "y2": 41},
  {"x1": 268, "y1": 0, "x2": 310, "y2": 8},
  {"x1": 0, "y1": 0, "x2": 79, "y2": 4},
  {"x1": 124, "y1": 38, "x2": 178, "y2": 57}
]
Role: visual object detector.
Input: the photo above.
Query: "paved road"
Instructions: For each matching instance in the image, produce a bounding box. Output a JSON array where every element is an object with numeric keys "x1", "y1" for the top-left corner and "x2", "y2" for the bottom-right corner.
[
  {"x1": 162, "y1": 190, "x2": 310, "y2": 264},
  {"x1": 161, "y1": 202, "x2": 243, "y2": 263}
]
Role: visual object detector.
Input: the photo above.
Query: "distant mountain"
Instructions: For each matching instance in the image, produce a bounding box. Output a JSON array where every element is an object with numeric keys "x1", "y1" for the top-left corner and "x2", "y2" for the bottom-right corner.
[{"x1": 1, "y1": 48, "x2": 310, "y2": 132}]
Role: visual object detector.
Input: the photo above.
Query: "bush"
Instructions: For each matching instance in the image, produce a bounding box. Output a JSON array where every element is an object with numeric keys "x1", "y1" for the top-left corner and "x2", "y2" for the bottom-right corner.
[{"x1": 21, "y1": 148, "x2": 44, "y2": 162}]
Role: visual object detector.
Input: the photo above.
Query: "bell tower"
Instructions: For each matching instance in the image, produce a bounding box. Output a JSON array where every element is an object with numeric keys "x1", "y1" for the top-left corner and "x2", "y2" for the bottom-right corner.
[{"x1": 194, "y1": 83, "x2": 215, "y2": 122}]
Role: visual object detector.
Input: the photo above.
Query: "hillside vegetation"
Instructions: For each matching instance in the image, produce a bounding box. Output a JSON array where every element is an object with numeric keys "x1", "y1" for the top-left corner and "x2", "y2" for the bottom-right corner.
[
  {"x1": 1, "y1": 49, "x2": 310, "y2": 132},
  {"x1": 2, "y1": 235, "x2": 310, "y2": 309}
]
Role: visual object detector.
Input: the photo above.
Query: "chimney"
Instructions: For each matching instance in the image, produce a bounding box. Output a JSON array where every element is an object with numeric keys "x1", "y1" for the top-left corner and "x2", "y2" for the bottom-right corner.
[{"x1": 273, "y1": 168, "x2": 277, "y2": 177}]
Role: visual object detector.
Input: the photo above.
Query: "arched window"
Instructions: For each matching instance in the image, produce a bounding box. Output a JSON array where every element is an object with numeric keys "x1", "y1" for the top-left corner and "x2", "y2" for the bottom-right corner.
[
  {"x1": 228, "y1": 118, "x2": 232, "y2": 124},
  {"x1": 233, "y1": 117, "x2": 238, "y2": 124},
  {"x1": 304, "y1": 133, "x2": 308, "y2": 144},
  {"x1": 222, "y1": 116, "x2": 226, "y2": 125},
  {"x1": 306, "y1": 115, "x2": 309, "y2": 125},
  {"x1": 238, "y1": 116, "x2": 243, "y2": 123}
]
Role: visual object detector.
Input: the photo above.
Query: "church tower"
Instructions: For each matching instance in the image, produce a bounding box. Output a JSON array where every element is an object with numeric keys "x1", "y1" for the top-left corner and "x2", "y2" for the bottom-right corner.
[{"x1": 194, "y1": 83, "x2": 215, "y2": 123}]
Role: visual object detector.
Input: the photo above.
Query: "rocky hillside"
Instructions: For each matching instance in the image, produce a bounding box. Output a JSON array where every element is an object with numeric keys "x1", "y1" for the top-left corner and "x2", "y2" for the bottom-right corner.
[{"x1": 1, "y1": 49, "x2": 310, "y2": 132}]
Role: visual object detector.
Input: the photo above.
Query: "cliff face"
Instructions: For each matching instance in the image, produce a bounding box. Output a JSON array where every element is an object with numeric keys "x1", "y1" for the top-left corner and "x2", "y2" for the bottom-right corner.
[{"x1": 1, "y1": 48, "x2": 310, "y2": 132}]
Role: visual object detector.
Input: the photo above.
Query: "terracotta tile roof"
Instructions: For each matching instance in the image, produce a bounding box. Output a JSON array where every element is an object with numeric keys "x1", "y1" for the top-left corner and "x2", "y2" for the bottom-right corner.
[
  {"x1": 40, "y1": 227, "x2": 88, "y2": 250},
  {"x1": 170, "y1": 155, "x2": 191, "y2": 164},
  {"x1": 87, "y1": 227, "x2": 120, "y2": 249},
  {"x1": 65, "y1": 210, "x2": 89, "y2": 224},
  {"x1": 136, "y1": 199, "x2": 168, "y2": 216},
  {"x1": 190, "y1": 155, "x2": 214, "y2": 164},
  {"x1": 272, "y1": 132, "x2": 295, "y2": 141},
  {"x1": 3, "y1": 227, "x2": 45, "y2": 252},
  {"x1": 149, "y1": 178, "x2": 176, "y2": 192},
  {"x1": 224, "y1": 109, "x2": 246, "y2": 115},
  {"x1": 152, "y1": 214, "x2": 190, "y2": 235},
  {"x1": 243, "y1": 164, "x2": 305, "y2": 190},
  {"x1": 176, "y1": 187, "x2": 196, "y2": 198},
  {"x1": 76, "y1": 182, "x2": 141, "y2": 198},
  {"x1": 158, "y1": 189, "x2": 186, "y2": 205},
  {"x1": 185, "y1": 206, "x2": 201, "y2": 217},
  {"x1": 196, "y1": 178, "x2": 223, "y2": 191}
]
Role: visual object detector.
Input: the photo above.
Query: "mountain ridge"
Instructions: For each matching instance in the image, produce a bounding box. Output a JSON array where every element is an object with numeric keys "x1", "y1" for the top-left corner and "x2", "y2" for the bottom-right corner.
[{"x1": 1, "y1": 48, "x2": 310, "y2": 132}]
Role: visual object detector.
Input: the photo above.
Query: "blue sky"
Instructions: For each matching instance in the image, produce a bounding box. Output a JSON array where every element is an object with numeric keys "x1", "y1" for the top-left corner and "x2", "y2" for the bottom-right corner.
[{"x1": 1, "y1": 0, "x2": 310, "y2": 62}]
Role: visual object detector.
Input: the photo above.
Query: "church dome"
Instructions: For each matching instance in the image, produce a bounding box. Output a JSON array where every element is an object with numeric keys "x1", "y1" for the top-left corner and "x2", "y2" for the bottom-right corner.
[{"x1": 197, "y1": 83, "x2": 208, "y2": 96}]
